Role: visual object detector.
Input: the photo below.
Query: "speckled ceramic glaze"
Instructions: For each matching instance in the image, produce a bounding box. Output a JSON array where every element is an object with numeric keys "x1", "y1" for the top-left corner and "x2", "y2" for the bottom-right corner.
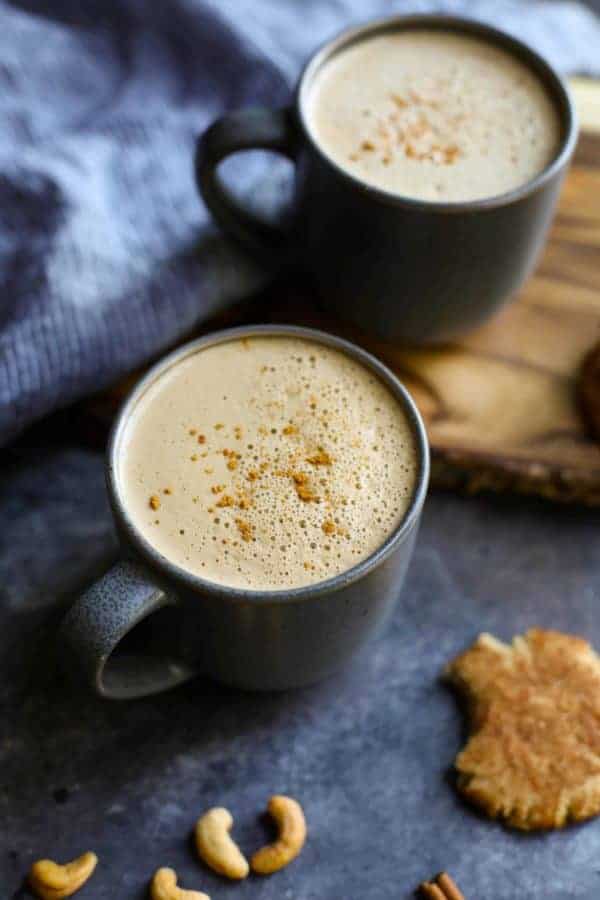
[
  {"x1": 59, "y1": 325, "x2": 429, "y2": 698},
  {"x1": 60, "y1": 560, "x2": 195, "y2": 699},
  {"x1": 195, "y1": 14, "x2": 577, "y2": 343}
]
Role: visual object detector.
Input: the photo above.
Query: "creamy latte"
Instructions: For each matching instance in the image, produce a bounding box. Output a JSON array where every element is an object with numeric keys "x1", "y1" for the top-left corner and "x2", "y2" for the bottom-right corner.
[
  {"x1": 119, "y1": 336, "x2": 417, "y2": 590},
  {"x1": 305, "y1": 30, "x2": 560, "y2": 202}
]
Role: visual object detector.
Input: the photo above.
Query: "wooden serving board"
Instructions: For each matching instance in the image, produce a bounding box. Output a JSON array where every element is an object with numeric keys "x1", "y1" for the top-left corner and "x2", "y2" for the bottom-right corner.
[{"x1": 83, "y1": 79, "x2": 600, "y2": 505}]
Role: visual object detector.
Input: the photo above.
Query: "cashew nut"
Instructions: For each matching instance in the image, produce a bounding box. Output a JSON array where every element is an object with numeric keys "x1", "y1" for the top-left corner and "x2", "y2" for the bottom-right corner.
[
  {"x1": 150, "y1": 867, "x2": 210, "y2": 900},
  {"x1": 195, "y1": 807, "x2": 249, "y2": 880},
  {"x1": 250, "y1": 795, "x2": 306, "y2": 874},
  {"x1": 28, "y1": 852, "x2": 98, "y2": 900}
]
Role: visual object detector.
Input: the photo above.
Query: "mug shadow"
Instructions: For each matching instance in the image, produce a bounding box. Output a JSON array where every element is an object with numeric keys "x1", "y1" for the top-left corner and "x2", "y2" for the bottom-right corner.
[{"x1": 6, "y1": 581, "x2": 356, "y2": 825}]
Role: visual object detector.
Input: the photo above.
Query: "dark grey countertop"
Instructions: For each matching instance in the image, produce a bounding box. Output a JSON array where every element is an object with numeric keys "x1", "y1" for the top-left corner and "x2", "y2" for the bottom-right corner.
[
  {"x1": 2, "y1": 434, "x2": 600, "y2": 900},
  {"x1": 3, "y1": 3, "x2": 600, "y2": 890}
]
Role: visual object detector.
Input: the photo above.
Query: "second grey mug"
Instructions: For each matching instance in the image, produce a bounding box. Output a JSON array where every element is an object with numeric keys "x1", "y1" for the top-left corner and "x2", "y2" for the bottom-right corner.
[
  {"x1": 195, "y1": 14, "x2": 577, "y2": 344},
  {"x1": 59, "y1": 325, "x2": 429, "y2": 699}
]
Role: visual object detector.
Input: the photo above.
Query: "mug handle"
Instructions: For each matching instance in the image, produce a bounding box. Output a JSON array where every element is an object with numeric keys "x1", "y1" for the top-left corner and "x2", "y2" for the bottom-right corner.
[
  {"x1": 195, "y1": 107, "x2": 298, "y2": 259},
  {"x1": 58, "y1": 560, "x2": 196, "y2": 699}
]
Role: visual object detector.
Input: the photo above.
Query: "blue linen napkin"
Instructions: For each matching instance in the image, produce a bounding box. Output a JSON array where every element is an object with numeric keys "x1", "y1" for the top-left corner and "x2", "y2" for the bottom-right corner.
[{"x1": 1, "y1": 0, "x2": 600, "y2": 446}]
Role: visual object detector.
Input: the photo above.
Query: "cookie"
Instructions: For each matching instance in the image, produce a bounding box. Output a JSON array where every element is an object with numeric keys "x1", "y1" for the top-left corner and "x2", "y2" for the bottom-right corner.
[
  {"x1": 578, "y1": 341, "x2": 600, "y2": 441},
  {"x1": 445, "y1": 629, "x2": 600, "y2": 830}
]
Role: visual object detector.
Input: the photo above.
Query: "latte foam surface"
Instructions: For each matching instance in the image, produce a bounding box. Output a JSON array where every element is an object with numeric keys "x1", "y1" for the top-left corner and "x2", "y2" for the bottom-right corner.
[
  {"x1": 305, "y1": 30, "x2": 560, "y2": 202},
  {"x1": 120, "y1": 336, "x2": 418, "y2": 590}
]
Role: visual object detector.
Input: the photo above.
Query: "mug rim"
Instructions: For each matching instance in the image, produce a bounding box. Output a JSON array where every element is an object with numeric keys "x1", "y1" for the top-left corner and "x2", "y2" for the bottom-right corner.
[
  {"x1": 295, "y1": 13, "x2": 578, "y2": 213},
  {"x1": 108, "y1": 324, "x2": 430, "y2": 604}
]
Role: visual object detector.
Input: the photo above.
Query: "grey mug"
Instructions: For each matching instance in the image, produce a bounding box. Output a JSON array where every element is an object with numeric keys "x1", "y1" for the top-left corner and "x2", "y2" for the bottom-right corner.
[
  {"x1": 59, "y1": 325, "x2": 429, "y2": 698},
  {"x1": 195, "y1": 14, "x2": 577, "y2": 344}
]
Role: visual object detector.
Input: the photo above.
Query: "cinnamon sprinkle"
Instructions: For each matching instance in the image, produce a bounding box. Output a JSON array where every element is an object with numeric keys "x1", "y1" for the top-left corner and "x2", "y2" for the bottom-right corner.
[
  {"x1": 321, "y1": 518, "x2": 348, "y2": 537},
  {"x1": 237, "y1": 492, "x2": 251, "y2": 510},
  {"x1": 443, "y1": 145, "x2": 460, "y2": 165},
  {"x1": 296, "y1": 483, "x2": 319, "y2": 502},
  {"x1": 290, "y1": 472, "x2": 319, "y2": 503},
  {"x1": 306, "y1": 448, "x2": 332, "y2": 466},
  {"x1": 391, "y1": 93, "x2": 407, "y2": 108},
  {"x1": 235, "y1": 518, "x2": 254, "y2": 542},
  {"x1": 223, "y1": 449, "x2": 241, "y2": 470}
]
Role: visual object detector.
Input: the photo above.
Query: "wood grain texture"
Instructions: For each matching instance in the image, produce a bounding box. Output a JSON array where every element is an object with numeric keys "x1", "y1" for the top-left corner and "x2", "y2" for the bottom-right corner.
[{"x1": 84, "y1": 80, "x2": 600, "y2": 505}]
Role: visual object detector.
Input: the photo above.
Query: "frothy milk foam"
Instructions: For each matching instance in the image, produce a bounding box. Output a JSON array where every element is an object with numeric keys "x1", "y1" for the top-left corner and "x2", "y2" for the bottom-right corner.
[
  {"x1": 305, "y1": 30, "x2": 560, "y2": 202},
  {"x1": 120, "y1": 336, "x2": 417, "y2": 591}
]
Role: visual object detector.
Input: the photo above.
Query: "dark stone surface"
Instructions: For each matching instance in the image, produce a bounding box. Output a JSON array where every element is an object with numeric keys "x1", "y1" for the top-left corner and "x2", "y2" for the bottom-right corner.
[
  {"x1": 2, "y1": 434, "x2": 600, "y2": 900},
  {"x1": 3, "y1": 1, "x2": 600, "y2": 893}
]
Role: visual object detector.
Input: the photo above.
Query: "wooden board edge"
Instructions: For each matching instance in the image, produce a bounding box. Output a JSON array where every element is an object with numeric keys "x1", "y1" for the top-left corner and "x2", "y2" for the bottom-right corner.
[
  {"x1": 431, "y1": 450, "x2": 600, "y2": 506},
  {"x1": 569, "y1": 77, "x2": 600, "y2": 133}
]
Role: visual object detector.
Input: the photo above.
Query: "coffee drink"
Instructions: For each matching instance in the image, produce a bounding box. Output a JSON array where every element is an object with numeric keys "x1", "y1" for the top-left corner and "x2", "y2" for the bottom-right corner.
[
  {"x1": 306, "y1": 30, "x2": 560, "y2": 202},
  {"x1": 120, "y1": 336, "x2": 417, "y2": 590}
]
